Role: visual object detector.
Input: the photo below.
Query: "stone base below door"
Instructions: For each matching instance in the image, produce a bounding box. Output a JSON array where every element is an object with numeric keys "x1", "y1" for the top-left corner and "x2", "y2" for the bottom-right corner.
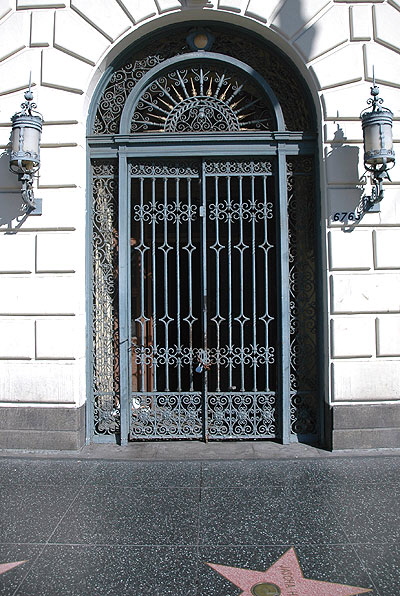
[
  {"x1": 331, "y1": 403, "x2": 400, "y2": 449},
  {"x1": 0, "y1": 405, "x2": 85, "y2": 450}
]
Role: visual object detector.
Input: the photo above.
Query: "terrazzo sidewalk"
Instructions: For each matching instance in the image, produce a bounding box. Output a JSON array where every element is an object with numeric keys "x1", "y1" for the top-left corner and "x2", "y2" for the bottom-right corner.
[{"x1": 1, "y1": 444, "x2": 399, "y2": 595}]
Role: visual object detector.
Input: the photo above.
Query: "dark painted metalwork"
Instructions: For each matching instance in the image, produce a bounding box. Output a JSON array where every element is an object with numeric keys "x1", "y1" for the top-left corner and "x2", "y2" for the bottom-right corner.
[
  {"x1": 90, "y1": 152, "x2": 319, "y2": 442},
  {"x1": 88, "y1": 23, "x2": 320, "y2": 443},
  {"x1": 130, "y1": 63, "x2": 273, "y2": 133},
  {"x1": 129, "y1": 158, "x2": 277, "y2": 440},
  {"x1": 118, "y1": 152, "x2": 131, "y2": 445},
  {"x1": 287, "y1": 156, "x2": 318, "y2": 439},
  {"x1": 119, "y1": 52, "x2": 284, "y2": 135},
  {"x1": 91, "y1": 160, "x2": 120, "y2": 437},
  {"x1": 277, "y1": 148, "x2": 291, "y2": 444},
  {"x1": 91, "y1": 24, "x2": 314, "y2": 136}
]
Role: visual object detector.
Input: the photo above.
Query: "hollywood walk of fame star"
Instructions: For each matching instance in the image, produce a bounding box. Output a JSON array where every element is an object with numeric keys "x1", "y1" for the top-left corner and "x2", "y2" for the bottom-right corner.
[
  {"x1": 0, "y1": 561, "x2": 26, "y2": 576},
  {"x1": 206, "y1": 548, "x2": 372, "y2": 596}
]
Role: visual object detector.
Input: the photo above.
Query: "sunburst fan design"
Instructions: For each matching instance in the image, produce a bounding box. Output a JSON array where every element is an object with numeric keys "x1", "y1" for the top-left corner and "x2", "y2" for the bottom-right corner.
[{"x1": 131, "y1": 65, "x2": 274, "y2": 133}]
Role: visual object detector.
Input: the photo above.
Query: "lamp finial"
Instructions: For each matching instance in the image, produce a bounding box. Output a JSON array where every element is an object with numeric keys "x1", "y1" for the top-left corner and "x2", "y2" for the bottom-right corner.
[{"x1": 24, "y1": 72, "x2": 33, "y2": 103}]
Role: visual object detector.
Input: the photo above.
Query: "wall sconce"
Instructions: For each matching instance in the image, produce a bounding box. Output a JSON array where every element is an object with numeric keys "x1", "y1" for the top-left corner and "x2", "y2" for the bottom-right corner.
[
  {"x1": 360, "y1": 79, "x2": 395, "y2": 208},
  {"x1": 9, "y1": 82, "x2": 43, "y2": 215}
]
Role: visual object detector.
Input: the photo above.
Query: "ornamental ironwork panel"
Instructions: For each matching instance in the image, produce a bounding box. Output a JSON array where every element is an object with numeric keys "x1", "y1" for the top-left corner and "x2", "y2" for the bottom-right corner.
[
  {"x1": 90, "y1": 156, "x2": 320, "y2": 442},
  {"x1": 92, "y1": 25, "x2": 314, "y2": 135},
  {"x1": 129, "y1": 158, "x2": 277, "y2": 439},
  {"x1": 131, "y1": 393, "x2": 203, "y2": 439},
  {"x1": 92, "y1": 160, "x2": 120, "y2": 436},
  {"x1": 131, "y1": 64, "x2": 274, "y2": 133},
  {"x1": 207, "y1": 393, "x2": 276, "y2": 439},
  {"x1": 287, "y1": 156, "x2": 319, "y2": 438}
]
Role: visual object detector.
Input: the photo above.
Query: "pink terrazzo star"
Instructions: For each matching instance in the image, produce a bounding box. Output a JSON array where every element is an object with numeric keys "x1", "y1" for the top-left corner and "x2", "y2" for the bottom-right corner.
[
  {"x1": 206, "y1": 548, "x2": 372, "y2": 596},
  {"x1": 0, "y1": 561, "x2": 26, "y2": 575}
]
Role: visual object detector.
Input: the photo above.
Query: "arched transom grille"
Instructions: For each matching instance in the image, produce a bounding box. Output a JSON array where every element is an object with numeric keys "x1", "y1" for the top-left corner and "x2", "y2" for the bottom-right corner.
[{"x1": 131, "y1": 64, "x2": 274, "y2": 133}]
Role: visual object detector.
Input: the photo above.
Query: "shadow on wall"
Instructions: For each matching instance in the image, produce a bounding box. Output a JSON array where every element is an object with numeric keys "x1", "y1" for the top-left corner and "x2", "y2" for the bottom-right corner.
[
  {"x1": 274, "y1": 0, "x2": 316, "y2": 59},
  {"x1": 0, "y1": 151, "x2": 29, "y2": 229},
  {"x1": 325, "y1": 125, "x2": 366, "y2": 231},
  {"x1": 276, "y1": 3, "x2": 370, "y2": 233}
]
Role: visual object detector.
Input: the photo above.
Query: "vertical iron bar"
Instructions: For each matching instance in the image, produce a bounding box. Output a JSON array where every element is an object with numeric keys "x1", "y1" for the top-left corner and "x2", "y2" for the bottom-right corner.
[
  {"x1": 176, "y1": 177, "x2": 182, "y2": 391},
  {"x1": 163, "y1": 177, "x2": 170, "y2": 391},
  {"x1": 227, "y1": 176, "x2": 233, "y2": 390},
  {"x1": 262, "y1": 174, "x2": 270, "y2": 392},
  {"x1": 251, "y1": 175, "x2": 257, "y2": 392},
  {"x1": 118, "y1": 152, "x2": 130, "y2": 445},
  {"x1": 238, "y1": 175, "x2": 245, "y2": 392},
  {"x1": 139, "y1": 177, "x2": 146, "y2": 392},
  {"x1": 214, "y1": 175, "x2": 221, "y2": 392},
  {"x1": 151, "y1": 176, "x2": 158, "y2": 392},
  {"x1": 278, "y1": 148, "x2": 291, "y2": 444},
  {"x1": 201, "y1": 161, "x2": 208, "y2": 441},
  {"x1": 187, "y1": 177, "x2": 195, "y2": 392}
]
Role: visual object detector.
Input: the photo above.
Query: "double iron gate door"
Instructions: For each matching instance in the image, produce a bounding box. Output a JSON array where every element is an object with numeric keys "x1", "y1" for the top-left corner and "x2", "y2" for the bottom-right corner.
[
  {"x1": 129, "y1": 158, "x2": 279, "y2": 440},
  {"x1": 90, "y1": 31, "x2": 320, "y2": 443}
]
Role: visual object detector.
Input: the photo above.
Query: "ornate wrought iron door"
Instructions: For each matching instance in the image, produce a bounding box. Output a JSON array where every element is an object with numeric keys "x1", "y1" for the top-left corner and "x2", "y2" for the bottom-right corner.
[
  {"x1": 129, "y1": 158, "x2": 277, "y2": 440},
  {"x1": 89, "y1": 24, "x2": 320, "y2": 444}
]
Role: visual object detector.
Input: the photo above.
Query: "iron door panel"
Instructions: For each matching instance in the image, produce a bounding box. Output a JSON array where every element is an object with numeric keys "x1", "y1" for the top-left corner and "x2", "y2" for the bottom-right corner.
[{"x1": 129, "y1": 158, "x2": 277, "y2": 440}]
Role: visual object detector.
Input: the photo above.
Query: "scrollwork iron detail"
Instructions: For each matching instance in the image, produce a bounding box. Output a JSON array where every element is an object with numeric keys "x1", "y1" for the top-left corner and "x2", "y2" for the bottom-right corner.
[
  {"x1": 94, "y1": 55, "x2": 166, "y2": 134},
  {"x1": 133, "y1": 199, "x2": 198, "y2": 224},
  {"x1": 131, "y1": 65, "x2": 273, "y2": 133},
  {"x1": 204, "y1": 159, "x2": 273, "y2": 175},
  {"x1": 92, "y1": 160, "x2": 120, "y2": 435},
  {"x1": 209, "y1": 198, "x2": 273, "y2": 222},
  {"x1": 207, "y1": 392, "x2": 276, "y2": 438},
  {"x1": 92, "y1": 26, "x2": 315, "y2": 135},
  {"x1": 130, "y1": 391, "x2": 276, "y2": 439},
  {"x1": 133, "y1": 344, "x2": 274, "y2": 369},
  {"x1": 129, "y1": 161, "x2": 200, "y2": 178},
  {"x1": 287, "y1": 156, "x2": 318, "y2": 437},
  {"x1": 131, "y1": 392, "x2": 203, "y2": 439}
]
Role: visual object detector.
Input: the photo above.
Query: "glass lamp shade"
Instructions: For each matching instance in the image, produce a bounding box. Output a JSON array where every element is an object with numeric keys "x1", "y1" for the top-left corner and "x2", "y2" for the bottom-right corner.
[
  {"x1": 361, "y1": 109, "x2": 395, "y2": 166},
  {"x1": 10, "y1": 113, "x2": 42, "y2": 174}
]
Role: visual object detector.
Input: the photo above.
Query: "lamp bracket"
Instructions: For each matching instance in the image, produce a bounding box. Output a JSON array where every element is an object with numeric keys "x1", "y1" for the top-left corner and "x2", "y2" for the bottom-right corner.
[
  {"x1": 18, "y1": 172, "x2": 42, "y2": 215},
  {"x1": 361, "y1": 165, "x2": 392, "y2": 211},
  {"x1": 26, "y1": 198, "x2": 42, "y2": 216}
]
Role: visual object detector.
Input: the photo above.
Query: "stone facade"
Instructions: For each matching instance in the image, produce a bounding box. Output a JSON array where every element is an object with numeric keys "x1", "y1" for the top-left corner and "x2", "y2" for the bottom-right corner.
[{"x1": 0, "y1": 0, "x2": 400, "y2": 450}]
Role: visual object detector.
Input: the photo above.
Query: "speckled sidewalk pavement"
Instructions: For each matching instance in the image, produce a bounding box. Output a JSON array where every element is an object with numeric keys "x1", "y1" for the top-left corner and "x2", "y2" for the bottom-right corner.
[{"x1": 0, "y1": 442, "x2": 399, "y2": 595}]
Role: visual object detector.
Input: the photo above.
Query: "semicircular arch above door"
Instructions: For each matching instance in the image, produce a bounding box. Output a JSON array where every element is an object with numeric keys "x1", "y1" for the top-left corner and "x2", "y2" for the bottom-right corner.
[{"x1": 90, "y1": 23, "x2": 316, "y2": 136}]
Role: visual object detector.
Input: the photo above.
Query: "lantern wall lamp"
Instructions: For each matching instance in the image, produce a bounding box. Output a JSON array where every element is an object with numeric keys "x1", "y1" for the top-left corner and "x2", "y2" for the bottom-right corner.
[
  {"x1": 9, "y1": 80, "x2": 43, "y2": 215},
  {"x1": 360, "y1": 78, "x2": 395, "y2": 208}
]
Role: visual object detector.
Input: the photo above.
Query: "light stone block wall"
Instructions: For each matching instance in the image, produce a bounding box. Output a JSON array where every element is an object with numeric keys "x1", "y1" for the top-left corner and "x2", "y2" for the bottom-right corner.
[
  {"x1": 332, "y1": 360, "x2": 400, "y2": 401},
  {"x1": 0, "y1": 0, "x2": 400, "y2": 423},
  {"x1": 377, "y1": 316, "x2": 400, "y2": 357}
]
